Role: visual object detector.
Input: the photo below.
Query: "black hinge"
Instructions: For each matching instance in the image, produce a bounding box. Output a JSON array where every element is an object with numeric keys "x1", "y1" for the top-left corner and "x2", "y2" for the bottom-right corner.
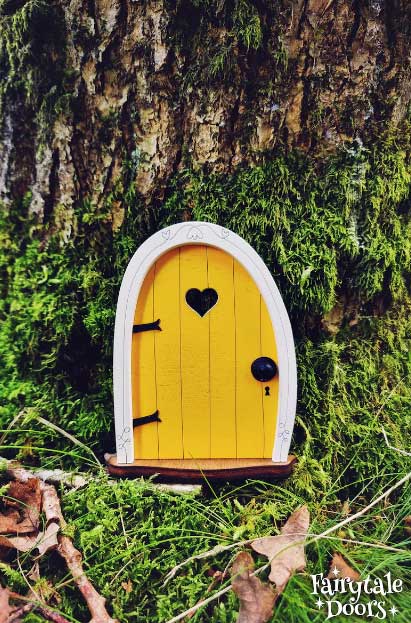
[
  {"x1": 133, "y1": 410, "x2": 161, "y2": 427},
  {"x1": 133, "y1": 319, "x2": 161, "y2": 333}
]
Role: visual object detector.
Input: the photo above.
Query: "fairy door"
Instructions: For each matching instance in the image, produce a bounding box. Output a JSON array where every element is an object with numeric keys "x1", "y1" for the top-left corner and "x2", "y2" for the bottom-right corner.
[
  {"x1": 112, "y1": 222, "x2": 297, "y2": 472},
  {"x1": 132, "y1": 244, "x2": 279, "y2": 459}
]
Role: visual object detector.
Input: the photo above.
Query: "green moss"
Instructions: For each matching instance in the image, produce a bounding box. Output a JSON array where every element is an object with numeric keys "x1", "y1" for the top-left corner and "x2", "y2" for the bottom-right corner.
[
  {"x1": 232, "y1": 0, "x2": 263, "y2": 50},
  {"x1": 1, "y1": 473, "x2": 409, "y2": 622},
  {"x1": 1, "y1": 133, "x2": 411, "y2": 491},
  {"x1": 170, "y1": 0, "x2": 277, "y2": 85},
  {"x1": 0, "y1": 0, "x2": 71, "y2": 132}
]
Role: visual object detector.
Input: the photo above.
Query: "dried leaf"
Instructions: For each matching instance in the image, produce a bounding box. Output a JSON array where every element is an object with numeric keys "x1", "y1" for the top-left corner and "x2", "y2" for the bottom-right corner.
[
  {"x1": 0, "y1": 587, "x2": 14, "y2": 623},
  {"x1": 0, "y1": 479, "x2": 41, "y2": 534},
  {"x1": 327, "y1": 553, "x2": 360, "y2": 581},
  {"x1": 28, "y1": 561, "x2": 40, "y2": 582},
  {"x1": 0, "y1": 533, "x2": 37, "y2": 554},
  {"x1": 37, "y1": 521, "x2": 60, "y2": 555},
  {"x1": 251, "y1": 505, "x2": 310, "y2": 593},
  {"x1": 231, "y1": 552, "x2": 276, "y2": 623},
  {"x1": 0, "y1": 521, "x2": 59, "y2": 557},
  {"x1": 405, "y1": 516, "x2": 411, "y2": 537},
  {"x1": 121, "y1": 580, "x2": 133, "y2": 594}
]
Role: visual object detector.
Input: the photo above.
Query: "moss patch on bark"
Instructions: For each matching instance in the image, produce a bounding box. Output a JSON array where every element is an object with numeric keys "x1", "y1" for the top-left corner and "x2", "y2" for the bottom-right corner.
[{"x1": 1, "y1": 135, "x2": 411, "y2": 496}]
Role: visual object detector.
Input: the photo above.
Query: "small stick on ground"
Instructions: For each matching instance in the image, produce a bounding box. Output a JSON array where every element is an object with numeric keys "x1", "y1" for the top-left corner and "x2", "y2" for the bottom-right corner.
[
  {"x1": 42, "y1": 485, "x2": 117, "y2": 623},
  {"x1": 7, "y1": 602, "x2": 34, "y2": 623},
  {"x1": 382, "y1": 427, "x2": 411, "y2": 457},
  {"x1": 7, "y1": 591, "x2": 72, "y2": 623},
  {"x1": 58, "y1": 534, "x2": 117, "y2": 623},
  {"x1": 0, "y1": 456, "x2": 88, "y2": 489},
  {"x1": 163, "y1": 540, "x2": 255, "y2": 586},
  {"x1": 1, "y1": 467, "x2": 117, "y2": 623}
]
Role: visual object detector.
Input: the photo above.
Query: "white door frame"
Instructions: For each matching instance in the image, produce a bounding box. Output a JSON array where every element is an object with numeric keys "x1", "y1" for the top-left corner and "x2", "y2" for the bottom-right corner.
[{"x1": 113, "y1": 222, "x2": 297, "y2": 463}]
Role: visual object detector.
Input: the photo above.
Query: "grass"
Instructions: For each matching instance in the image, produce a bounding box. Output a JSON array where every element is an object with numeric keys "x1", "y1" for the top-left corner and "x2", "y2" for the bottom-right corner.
[
  {"x1": 1, "y1": 412, "x2": 411, "y2": 622},
  {"x1": 2, "y1": 462, "x2": 411, "y2": 623}
]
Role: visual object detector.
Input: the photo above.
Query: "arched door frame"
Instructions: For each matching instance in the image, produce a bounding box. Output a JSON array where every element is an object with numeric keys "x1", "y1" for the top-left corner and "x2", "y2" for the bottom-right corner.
[{"x1": 113, "y1": 222, "x2": 297, "y2": 464}]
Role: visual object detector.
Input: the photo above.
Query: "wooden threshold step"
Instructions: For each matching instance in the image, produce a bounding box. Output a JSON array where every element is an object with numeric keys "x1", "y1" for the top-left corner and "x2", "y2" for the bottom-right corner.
[{"x1": 105, "y1": 455, "x2": 297, "y2": 481}]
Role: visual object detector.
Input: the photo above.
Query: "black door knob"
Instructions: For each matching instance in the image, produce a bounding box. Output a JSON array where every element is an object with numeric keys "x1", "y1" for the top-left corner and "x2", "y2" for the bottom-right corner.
[{"x1": 251, "y1": 357, "x2": 277, "y2": 382}]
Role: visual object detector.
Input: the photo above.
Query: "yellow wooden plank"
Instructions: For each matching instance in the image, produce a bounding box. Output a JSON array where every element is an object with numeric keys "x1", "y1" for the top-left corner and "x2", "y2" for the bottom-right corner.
[
  {"x1": 207, "y1": 247, "x2": 236, "y2": 457},
  {"x1": 260, "y1": 296, "x2": 279, "y2": 458},
  {"x1": 154, "y1": 249, "x2": 184, "y2": 458},
  {"x1": 234, "y1": 260, "x2": 264, "y2": 457},
  {"x1": 180, "y1": 245, "x2": 210, "y2": 458},
  {"x1": 132, "y1": 264, "x2": 158, "y2": 459}
]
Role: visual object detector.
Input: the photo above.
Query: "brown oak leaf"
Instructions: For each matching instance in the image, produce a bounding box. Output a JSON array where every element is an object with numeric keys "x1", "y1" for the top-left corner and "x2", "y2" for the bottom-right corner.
[
  {"x1": 0, "y1": 479, "x2": 41, "y2": 534},
  {"x1": 0, "y1": 522, "x2": 59, "y2": 558},
  {"x1": 0, "y1": 587, "x2": 14, "y2": 623},
  {"x1": 251, "y1": 505, "x2": 310, "y2": 593},
  {"x1": 327, "y1": 553, "x2": 360, "y2": 581},
  {"x1": 231, "y1": 552, "x2": 276, "y2": 623}
]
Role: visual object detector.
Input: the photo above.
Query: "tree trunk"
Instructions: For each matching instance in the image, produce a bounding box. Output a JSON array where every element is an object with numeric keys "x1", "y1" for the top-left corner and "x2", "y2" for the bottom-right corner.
[{"x1": 1, "y1": 0, "x2": 411, "y2": 211}]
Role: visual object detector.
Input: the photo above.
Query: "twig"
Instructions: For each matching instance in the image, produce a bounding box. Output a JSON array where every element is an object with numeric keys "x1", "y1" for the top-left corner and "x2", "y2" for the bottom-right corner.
[
  {"x1": 2, "y1": 468, "x2": 117, "y2": 623},
  {"x1": 186, "y1": 571, "x2": 224, "y2": 620},
  {"x1": 0, "y1": 456, "x2": 88, "y2": 489},
  {"x1": 163, "y1": 540, "x2": 256, "y2": 586},
  {"x1": 163, "y1": 529, "x2": 410, "y2": 588},
  {"x1": 42, "y1": 485, "x2": 117, "y2": 623},
  {"x1": 382, "y1": 428, "x2": 411, "y2": 457},
  {"x1": 59, "y1": 534, "x2": 117, "y2": 623},
  {"x1": 164, "y1": 584, "x2": 232, "y2": 623},
  {"x1": 311, "y1": 469, "x2": 411, "y2": 542},
  {"x1": 7, "y1": 602, "x2": 34, "y2": 623},
  {"x1": 164, "y1": 560, "x2": 272, "y2": 623},
  {"x1": 7, "y1": 592, "x2": 72, "y2": 623},
  {"x1": 36, "y1": 605, "x2": 73, "y2": 623}
]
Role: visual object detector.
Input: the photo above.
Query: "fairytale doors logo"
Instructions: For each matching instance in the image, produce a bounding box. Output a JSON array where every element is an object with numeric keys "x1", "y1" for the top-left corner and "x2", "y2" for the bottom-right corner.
[{"x1": 311, "y1": 568, "x2": 403, "y2": 619}]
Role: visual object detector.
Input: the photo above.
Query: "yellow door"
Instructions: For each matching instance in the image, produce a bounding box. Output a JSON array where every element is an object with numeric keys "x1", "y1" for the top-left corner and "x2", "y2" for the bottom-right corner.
[{"x1": 132, "y1": 245, "x2": 279, "y2": 459}]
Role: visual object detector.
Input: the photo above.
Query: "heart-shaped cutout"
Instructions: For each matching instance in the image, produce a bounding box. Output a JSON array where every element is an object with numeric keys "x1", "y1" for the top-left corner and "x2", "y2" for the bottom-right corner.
[{"x1": 185, "y1": 288, "x2": 218, "y2": 317}]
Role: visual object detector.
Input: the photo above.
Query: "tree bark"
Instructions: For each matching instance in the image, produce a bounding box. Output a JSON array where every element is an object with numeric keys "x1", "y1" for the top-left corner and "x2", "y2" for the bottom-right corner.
[{"x1": 1, "y1": 0, "x2": 410, "y2": 218}]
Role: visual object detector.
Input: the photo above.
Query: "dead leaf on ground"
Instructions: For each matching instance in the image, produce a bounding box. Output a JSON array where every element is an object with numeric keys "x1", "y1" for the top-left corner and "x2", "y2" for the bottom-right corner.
[
  {"x1": 0, "y1": 521, "x2": 59, "y2": 558},
  {"x1": 0, "y1": 587, "x2": 14, "y2": 623},
  {"x1": 327, "y1": 553, "x2": 360, "y2": 581},
  {"x1": 405, "y1": 516, "x2": 411, "y2": 537},
  {"x1": 251, "y1": 505, "x2": 310, "y2": 593},
  {"x1": 0, "y1": 479, "x2": 41, "y2": 534},
  {"x1": 121, "y1": 580, "x2": 133, "y2": 594},
  {"x1": 231, "y1": 552, "x2": 276, "y2": 623},
  {"x1": 0, "y1": 473, "x2": 116, "y2": 623}
]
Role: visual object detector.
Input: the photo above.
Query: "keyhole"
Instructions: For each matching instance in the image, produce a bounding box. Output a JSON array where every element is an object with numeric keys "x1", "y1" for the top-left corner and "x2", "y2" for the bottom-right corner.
[{"x1": 265, "y1": 386, "x2": 270, "y2": 396}]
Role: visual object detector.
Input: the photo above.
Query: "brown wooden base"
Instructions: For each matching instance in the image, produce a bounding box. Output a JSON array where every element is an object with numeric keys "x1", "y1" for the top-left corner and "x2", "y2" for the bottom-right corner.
[{"x1": 105, "y1": 455, "x2": 297, "y2": 482}]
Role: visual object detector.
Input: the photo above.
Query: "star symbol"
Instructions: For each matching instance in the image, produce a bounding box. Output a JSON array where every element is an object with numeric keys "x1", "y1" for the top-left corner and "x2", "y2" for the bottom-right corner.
[
  {"x1": 390, "y1": 606, "x2": 399, "y2": 616},
  {"x1": 315, "y1": 598, "x2": 324, "y2": 609},
  {"x1": 332, "y1": 566, "x2": 341, "y2": 577}
]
